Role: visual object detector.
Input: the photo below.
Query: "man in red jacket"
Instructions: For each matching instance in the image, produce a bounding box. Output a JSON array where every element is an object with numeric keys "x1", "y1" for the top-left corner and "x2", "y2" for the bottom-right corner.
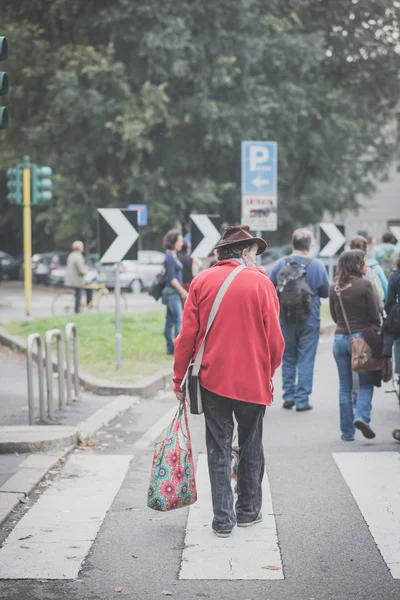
[{"x1": 173, "y1": 225, "x2": 284, "y2": 538}]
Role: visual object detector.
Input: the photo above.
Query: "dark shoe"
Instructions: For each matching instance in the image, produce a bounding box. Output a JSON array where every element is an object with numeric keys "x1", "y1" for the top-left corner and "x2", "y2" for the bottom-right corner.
[
  {"x1": 282, "y1": 401, "x2": 295, "y2": 409},
  {"x1": 213, "y1": 528, "x2": 233, "y2": 538},
  {"x1": 354, "y1": 420, "x2": 375, "y2": 439},
  {"x1": 296, "y1": 405, "x2": 313, "y2": 412},
  {"x1": 341, "y1": 435, "x2": 354, "y2": 442},
  {"x1": 237, "y1": 512, "x2": 263, "y2": 528}
]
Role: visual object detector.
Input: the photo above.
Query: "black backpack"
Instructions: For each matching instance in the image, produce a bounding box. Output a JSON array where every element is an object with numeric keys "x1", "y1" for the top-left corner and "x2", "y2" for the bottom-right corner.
[{"x1": 276, "y1": 257, "x2": 313, "y2": 323}]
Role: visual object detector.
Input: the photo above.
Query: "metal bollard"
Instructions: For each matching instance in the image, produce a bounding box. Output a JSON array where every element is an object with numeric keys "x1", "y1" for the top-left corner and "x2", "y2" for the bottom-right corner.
[
  {"x1": 65, "y1": 322, "x2": 79, "y2": 404},
  {"x1": 26, "y1": 333, "x2": 45, "y2": 424},
  {"x1": 45, "y1": 329, "x2": 65, "y2": 419}
]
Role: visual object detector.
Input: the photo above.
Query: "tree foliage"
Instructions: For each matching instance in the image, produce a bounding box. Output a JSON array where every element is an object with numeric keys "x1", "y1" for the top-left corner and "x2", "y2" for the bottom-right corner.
[{"x1": 1, "y1": 0, "x2": 399, "y2": 252}]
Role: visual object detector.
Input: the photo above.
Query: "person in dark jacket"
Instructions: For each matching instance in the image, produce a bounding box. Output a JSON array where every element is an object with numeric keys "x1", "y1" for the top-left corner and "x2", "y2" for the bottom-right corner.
[
  {"x1": 177, "y1": 241, "x2": 203, "y2": 292},
  {"x1": 329, "y1": 250, "x2": 380, "y2": 441},
  {"x1": 384, "y1": 253, "x2": 400, "y2": 375},
  {"x1": 162, "y1": 230, "x2": 187, "y2": 355}
]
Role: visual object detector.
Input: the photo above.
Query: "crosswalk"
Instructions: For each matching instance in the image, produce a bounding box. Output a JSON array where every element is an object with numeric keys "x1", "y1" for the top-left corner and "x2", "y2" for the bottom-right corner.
[
  {"x1": 0, "y1": 453, "x2": 132, "y2": 579},
  {"x1": 333, "y1": 452, "x2": 400, "y2": 580},
  {"x1": 180, "y1": 454, "x2": 283, "y2": 580},
  {"x1": 0, "y1": 441, "x2": 399, "y2": 582}
]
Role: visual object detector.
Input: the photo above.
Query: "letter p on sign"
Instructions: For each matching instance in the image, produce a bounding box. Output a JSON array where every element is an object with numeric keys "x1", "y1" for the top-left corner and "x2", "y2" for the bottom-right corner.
[{"x1": 250, "y1": 145, "x2": 270, "y2": 171}]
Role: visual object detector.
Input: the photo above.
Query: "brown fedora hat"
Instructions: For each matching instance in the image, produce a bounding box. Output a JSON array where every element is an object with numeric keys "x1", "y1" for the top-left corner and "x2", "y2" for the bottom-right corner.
[{"x1": 214, "y1": 225, "x2": 267, "y2": 255}]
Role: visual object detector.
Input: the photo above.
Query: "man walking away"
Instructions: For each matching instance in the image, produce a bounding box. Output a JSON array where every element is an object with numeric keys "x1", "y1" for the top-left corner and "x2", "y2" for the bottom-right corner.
[
  {"x1": 350, "y1": 236, "x2": 386, "y2": 310},
  {"x1": 269, "y1": 228, "x2": 329, "y2": 411},
  {"x1": 372, "y1": 232, "x2": 397, "y2": 278},
  {"x1": 173, "y1": 225, "x2": 284, "y2": 538},
  {"x1": 66, "y1": 241, "x2": 89, "y2": 314}
]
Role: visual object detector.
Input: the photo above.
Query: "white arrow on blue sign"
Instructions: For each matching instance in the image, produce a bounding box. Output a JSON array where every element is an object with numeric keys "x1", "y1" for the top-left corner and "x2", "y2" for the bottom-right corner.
[{"x1": 241, "y1": 141, "x2": 277, "y2": 195}]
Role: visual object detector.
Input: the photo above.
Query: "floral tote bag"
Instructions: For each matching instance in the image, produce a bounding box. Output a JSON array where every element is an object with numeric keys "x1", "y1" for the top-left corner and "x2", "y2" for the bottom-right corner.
[{"x1": 147, "y1": 401, "x2": 197, "y2": 511}]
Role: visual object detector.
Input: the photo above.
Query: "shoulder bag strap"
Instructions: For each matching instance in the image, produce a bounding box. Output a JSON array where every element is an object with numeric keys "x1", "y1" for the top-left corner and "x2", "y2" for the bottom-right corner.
[
  {"x1": 335, "y1": 286, "x2": 353, "y2": 339},
  {"x1": 192, "y1": 264, "x2": 245, "y2": 376}
]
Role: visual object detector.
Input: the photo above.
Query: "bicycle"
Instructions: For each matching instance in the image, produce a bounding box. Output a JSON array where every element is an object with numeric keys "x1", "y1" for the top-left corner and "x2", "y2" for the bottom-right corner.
[{"x1": 52, "y1": 282, "x2": 128, "y2": 315}]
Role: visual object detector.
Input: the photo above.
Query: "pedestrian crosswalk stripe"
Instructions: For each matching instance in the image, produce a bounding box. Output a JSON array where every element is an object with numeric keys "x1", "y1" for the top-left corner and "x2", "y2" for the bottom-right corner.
[
  {"x1": 333, "y1": 452, "x2": 400, "y2": 580},
  {"x1": 179, "y1": 454, "x2": 283, "y2": 580},
  {"x1": 133, "y1": 405, "x2": 177, "y2": 449},
  {"x1": 0, "y1": 452, "x2": 132, "y2": 580}
]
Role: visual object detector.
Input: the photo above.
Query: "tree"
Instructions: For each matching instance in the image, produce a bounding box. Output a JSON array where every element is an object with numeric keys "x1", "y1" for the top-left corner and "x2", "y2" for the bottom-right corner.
[{"x1": 1, "y1": 0, "x2": 399, "y2": 252}]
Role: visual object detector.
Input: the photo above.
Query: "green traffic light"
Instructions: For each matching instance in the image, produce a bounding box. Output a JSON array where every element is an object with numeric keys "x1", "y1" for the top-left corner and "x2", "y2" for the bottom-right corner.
[
  {"x1": 6, "y1": 166, "x2": 21, "y2": 204},
  {"x1": 31, "y1": 164, "x2": 53, "y2": 203},
  {"x1": 40, "y1": 191, "x2": 52, "y2": 201},
  {"x1": 0, "y1": 106, "x2": 8, "y2": 130},
  {"x1": 39, "y1": 178, "x2": 52, "y2": 190},
  {"x1": 0, "y1": 38, "x2": 8, "y2": 62},
  {"x1": 0, "y1": 72, "x2": 8, "y2": 96},
  {"x1": 39, "y1": 166, "x2": 52, "y2": 177}
]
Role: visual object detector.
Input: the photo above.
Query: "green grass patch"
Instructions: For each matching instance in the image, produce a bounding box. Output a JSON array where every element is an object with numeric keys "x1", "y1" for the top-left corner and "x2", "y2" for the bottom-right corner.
[{"x1": 5, "y1": 312, "x2": 172, "y2": 384}]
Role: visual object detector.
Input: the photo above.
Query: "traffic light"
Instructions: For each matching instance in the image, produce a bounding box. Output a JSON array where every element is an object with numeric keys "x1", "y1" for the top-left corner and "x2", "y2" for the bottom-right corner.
[
  {"x1": 0, "y1": 36, "x2": 9, "y2": 130},
  {"x1": 32, "y1": 165, "x2": 53, "y2": 204},
  {"x1": 7, "y1": 166, "x2": 22, "y2": 204}
]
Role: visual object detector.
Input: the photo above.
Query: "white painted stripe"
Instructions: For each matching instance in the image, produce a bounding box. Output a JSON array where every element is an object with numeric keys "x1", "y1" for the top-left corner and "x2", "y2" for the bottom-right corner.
[
  {"x1": 333, "y1": 452, "x2": 400, "y2": 579},
  {"x1": 133, "y1": 405, "x2": 177, "y2": 449},
  {"x1": 0, "y1": 452, "x2": 132, "y2": 580},
  {"x1": 180, "y1": 454, "x2": 283, "y2": 580}
]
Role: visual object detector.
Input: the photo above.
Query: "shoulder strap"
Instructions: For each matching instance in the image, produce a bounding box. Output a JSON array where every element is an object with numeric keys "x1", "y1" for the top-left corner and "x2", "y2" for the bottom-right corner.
[
  {"x1": 335, "y1": 285, "x2": 353, "y2": 339},
  {"x1": 192, "y1": 265, "x2": 245, "y2": 376}
]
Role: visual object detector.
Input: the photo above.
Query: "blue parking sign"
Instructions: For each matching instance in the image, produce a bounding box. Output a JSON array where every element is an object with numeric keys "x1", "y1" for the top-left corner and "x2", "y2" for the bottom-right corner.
[
  {"x1": 241, "y1": 141, "x2": 277, "y2": 195},
  {"x1": 127, "y1": 204, "x2": 148, "y2": 226}
]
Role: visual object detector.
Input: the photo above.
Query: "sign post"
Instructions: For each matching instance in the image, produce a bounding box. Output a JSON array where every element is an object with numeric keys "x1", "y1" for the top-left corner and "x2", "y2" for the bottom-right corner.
[
  {"x1": 319, "y1": 223, "x2": 346, "y2": 281},
  {"x1": 241, "y1": 141, "x2": 278, "y2": 233},
  {"x1": 190, "y1": 214, "x2": 222, "y2": 258},
  {"x1": 98, "y1": 209, "x2": 139, "y2": 369},
  {"x1": 114, "y1": 262, "x2": 122, "y2": 369},
  {"x1": 22, "y1": 156, "x2": 32, "y2": 316}
]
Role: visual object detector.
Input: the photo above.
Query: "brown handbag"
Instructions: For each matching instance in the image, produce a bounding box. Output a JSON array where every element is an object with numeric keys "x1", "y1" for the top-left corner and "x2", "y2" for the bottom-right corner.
[{"x1": 335, "y1": 286, "x2": 383, "y2": 373}]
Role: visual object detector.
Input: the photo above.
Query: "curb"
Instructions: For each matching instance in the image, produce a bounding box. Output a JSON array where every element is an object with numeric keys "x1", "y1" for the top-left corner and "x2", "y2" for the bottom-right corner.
[
  {"x1": 0, "y1": 395, "x2": 140, "y2": 524},
  {"x1": 0, "y1": 328, "x2": 172, "y2": 398},
  {"x1": 0, "y1": 395, "x2": 140, "y2": 455},
  {"x1": 0, "y1": 426, "x2": 77, "y2": 455}
]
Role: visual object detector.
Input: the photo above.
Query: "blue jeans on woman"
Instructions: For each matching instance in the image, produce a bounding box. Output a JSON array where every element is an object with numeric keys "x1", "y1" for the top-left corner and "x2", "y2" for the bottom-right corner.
[
  {"x1": 333, "y1": 333, "x2": 374, "y2": 440},
  {"x1": 162, "y1": 288, "x2": 182, "y2": 354}
]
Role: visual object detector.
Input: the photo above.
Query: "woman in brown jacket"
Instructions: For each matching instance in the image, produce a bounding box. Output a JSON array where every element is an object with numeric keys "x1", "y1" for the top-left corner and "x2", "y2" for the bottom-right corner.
[{"x1": 329, "y1": 250, "x2": 380, "y2": 441}]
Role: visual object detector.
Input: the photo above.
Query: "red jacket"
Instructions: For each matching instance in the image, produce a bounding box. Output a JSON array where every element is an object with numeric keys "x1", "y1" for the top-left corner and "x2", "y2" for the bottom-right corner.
[{"x1": 173, "y1": 260, "x2": 284, "y2": 406}]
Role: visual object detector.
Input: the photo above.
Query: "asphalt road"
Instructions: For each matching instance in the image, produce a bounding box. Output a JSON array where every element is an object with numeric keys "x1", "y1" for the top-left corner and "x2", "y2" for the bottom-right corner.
[
  {"x1": 0, "y1": 281, "x2": 163, "y2": 324},
  {"x1": 1, "y1": 339, "x2": 400, "y2": 600}
]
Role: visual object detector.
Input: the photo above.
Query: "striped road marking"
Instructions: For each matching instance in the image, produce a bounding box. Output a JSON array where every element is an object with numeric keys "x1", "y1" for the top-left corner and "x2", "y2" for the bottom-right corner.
[
  {"x1": 333, "y1": 452, "x2": 400, "y2": 579},
  {"x1": 133, "y1": 405, "x2": 178, "y2": 449},
  {"x1": 179, "y1": 454, "x2": 283, "y2": 580},
  {"x1": 0, "y1": 452, "x2": 132, "y2": 580}
]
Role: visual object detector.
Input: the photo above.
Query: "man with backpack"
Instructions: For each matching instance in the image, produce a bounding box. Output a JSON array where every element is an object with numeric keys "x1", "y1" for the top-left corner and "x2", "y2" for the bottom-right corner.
[{"x1": 269, "y1": 228, "x2": 330, "y2": 411}]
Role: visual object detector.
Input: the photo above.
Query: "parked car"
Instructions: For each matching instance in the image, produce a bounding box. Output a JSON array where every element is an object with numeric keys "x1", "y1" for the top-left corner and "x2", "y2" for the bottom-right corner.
[
  {"x1": 0, "y1": 251, "x2": 21, "y2": 280},
  {"x1": 48, "y1": 253, "x2": 101, "y2": 287},
  {"x1": 19, "y1": 252, "x2": 69, "y2": 284},
  {"x1": 100, "y1": 251, "x2": 165, "y2": 293}
]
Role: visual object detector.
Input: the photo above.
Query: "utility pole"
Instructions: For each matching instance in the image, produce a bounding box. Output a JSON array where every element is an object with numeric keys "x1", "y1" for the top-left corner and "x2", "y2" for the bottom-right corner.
[
  {"x1": 23, "y1": 156, "x2": 32, "y2": 316},
  {"x1": 7, "y1": 157, "x2": 53, "y2": 316}
]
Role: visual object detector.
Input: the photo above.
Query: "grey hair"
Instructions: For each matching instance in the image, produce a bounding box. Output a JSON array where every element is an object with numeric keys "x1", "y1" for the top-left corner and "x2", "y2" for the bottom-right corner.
[
  {"x1": 72, "y1": 240, "x2": 84, "y2": 251},
  {"x1": 217, "y1": 242, "x2": 258, "y2": 261},
  {"x1": 292, "y1": 228, "x2": 313, "y2": 252}
]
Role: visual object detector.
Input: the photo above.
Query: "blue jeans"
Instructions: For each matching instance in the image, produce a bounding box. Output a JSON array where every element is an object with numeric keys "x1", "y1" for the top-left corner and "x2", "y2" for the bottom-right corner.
[
  {"x1": 163, "y1": 290, "x2": 182, "y2": 354},
  {"x1": 333, "y1": 333, "x2": 374, "y2": 440},
  {"x1": 202, "y1": 387, "x2": 265, "y2": 532},
  {"x1": 280, "y1": 321, "x2": 320, "y2": 408}
]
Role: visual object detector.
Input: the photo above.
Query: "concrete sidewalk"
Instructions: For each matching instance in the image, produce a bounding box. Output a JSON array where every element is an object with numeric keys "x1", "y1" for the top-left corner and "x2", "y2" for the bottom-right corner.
[{"x1": 0, "y1": 345, "x2": 142, "y2": 526}]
